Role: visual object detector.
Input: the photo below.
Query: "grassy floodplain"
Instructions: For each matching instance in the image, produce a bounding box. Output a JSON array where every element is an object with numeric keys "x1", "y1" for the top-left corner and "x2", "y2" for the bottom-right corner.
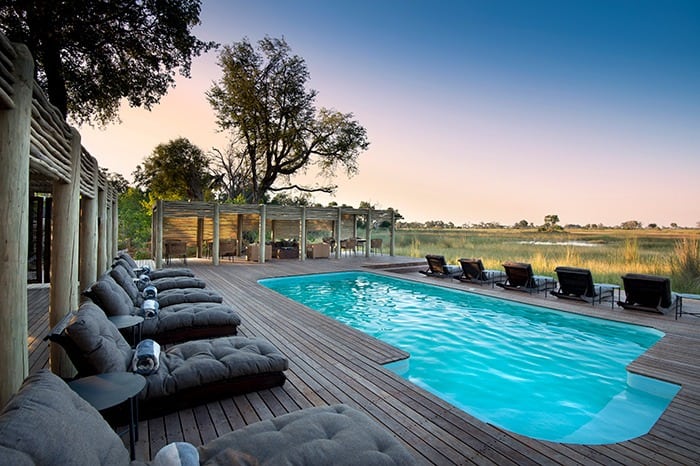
[{"x1": 382, "y1": 228, "x2": 700, "y2": 293}]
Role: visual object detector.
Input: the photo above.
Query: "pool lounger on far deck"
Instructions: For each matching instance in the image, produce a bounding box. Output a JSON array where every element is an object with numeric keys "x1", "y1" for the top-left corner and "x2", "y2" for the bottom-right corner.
[
  {"x1": 551, "y1": 266, "x2": 617, "y2": 307},
  {"x1": 420, "y1": 254, "x2": 462, "y2": 278},
  {"x1": 496, "y1": 261, "x2": 557, "y2": 294}
]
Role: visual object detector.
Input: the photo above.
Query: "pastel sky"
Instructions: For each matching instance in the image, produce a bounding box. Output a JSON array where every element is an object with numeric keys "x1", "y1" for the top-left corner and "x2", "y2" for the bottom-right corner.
[{"x1": 79, "y1": 0, "x2": 700, "y2": 227}]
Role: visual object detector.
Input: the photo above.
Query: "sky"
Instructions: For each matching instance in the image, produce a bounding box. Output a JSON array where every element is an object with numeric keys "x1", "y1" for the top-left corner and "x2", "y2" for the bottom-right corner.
[{"x1": 79, "y1": 0, "x2": 700, "y2": 228}]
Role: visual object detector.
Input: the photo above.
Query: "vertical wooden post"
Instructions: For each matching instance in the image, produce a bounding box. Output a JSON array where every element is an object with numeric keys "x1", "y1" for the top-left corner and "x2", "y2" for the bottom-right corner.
[
  {"x1": 236, "y1": 214, "x2": 243, "y2": 256},
  {"x1": 97, "y1": 187, "x2": 108, "y2": 273},
  {"x1": 212, "y1": 203, "x2": 220, "y2": 266},
  {"x1": 104, "y1": 195, "x2": 112, "y2": 264},
  {"x1": 365, "y1": 208, "x2": 372, "y2": 257},
  {"x1": 155, "y1": 200, "x2": 164, "y2": 269},
  {"x1": 50, "y1": 128, "x2": 81, "y2": 377},
  {"x1": 335, "y1": 208, "x2": 342, "y2": 259},
  {"x1": 111, "y1": 188, "x2": 118, "y2": 258},
  {"x1": 300, "y1": 207, "x2": 307, "y2": 260},
  {"x1": 79, "y1": 163, "x2": 99, "y2": 292},
  {"x1": 259, "y1": 204, "x2": 267, "y2": 263},
  {"x1": 0, "y1": 43, "x2": 33, "y2": 406},
  {"x1": 390, "y1": 209, "x2": 395, "y2": 256}
]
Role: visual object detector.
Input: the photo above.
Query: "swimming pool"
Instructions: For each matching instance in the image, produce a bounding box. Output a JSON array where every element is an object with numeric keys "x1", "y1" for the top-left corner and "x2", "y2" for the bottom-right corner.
[{"x1": 259, "y1": 271, "x2": 680, "y2": 444}]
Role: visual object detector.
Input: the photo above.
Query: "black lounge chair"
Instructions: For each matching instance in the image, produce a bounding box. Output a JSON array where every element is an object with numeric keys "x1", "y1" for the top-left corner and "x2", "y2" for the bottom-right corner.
[
  {"x1": 47, "y1": 303, "x2": 287, "y2": 419},
  {"x1": 618, "y1": 273, "x2": 680, "y2": 315},
  {"x1": 0, "y1": 370, "x2": 417, "y2": 465},
  {"x1": 496, "y1": 261, "x2": 557, "y2": 294},
  {"x1": 420, "y1": 254, "x2": 462, "y2": 278},
  {"x1": 457, "y1": 258, "x2": 506, "y2": 287},
  {"x1": 551, "y1": 266, "x2": 617, "y2": 307}
]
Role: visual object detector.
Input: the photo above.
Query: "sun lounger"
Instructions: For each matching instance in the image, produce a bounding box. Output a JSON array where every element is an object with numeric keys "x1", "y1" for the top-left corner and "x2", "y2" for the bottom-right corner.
[
  {"x1": 551, "y1": 266, "x2": 618, "y2": 307},
  {"x1": 117, "y1": 251, "x2": 195, "y2": 280},
  {"x1": 110, "y1": 263, "x2": 221, "y2": 305},
  {"x1": 420, "y1": 254, "x2": 462, "y2": 278},
  {"x1": 0, "y1": 370, "x2": 416, "y2": 465},
  {"x1": 457, "y1": 258, "x2": 506, "y2": 287},
  {"x1": 496, "y1": 261, "x2": 557, "y2": 294},
  {"x1": 47, "y1": 303, "x2": 287, "y2": 418},
  {"x1": 618, "y1": 273, "x2": 680, "y2": 315},
  {"x1": 84, "y1": 274, "x2": 240, "y2": 344}
]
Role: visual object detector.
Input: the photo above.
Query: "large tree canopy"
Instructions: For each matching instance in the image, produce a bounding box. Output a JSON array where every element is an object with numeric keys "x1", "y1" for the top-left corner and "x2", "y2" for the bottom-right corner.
[
  {"x1": 207, "y1": 37, "x2": 369, "y2": 203},
  {"x1": 0, "y1": 0, "x2": 215, "y2": 124},
  {"x1": 133, "y1": 137, "x2": 212, "y2": 202}
]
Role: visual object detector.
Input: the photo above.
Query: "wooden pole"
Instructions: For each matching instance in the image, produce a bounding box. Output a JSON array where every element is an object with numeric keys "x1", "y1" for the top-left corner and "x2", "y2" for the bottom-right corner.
[
  {"x1": 212, "y1": 203, "x2": 220, "y2": 266},
  {"x1": 79, "y1": 179, "x2": 98, "y2": 293},
  {"x1": 0, "y1": 43, "x2": 32, "y2": 407},
  {"x1": 49, "y1": 128, "x2": 81, "y2": 378},
  {"x1": 259, "y1": 205, "x2": 267, "y2": 263},
  {"x1": 390, "y1": 209, "x2": 395, "y2": 256},
  {"x1": 97, "y1": 187, "x2": 108, "y2": 273},
  {"x1": 335, "y1": 208, "x2": 342, "y2": 259},
  {"x1": 111, "y1": 188, "x2": 118, "y2": 258},
  {"x1": 155, "y1": 200, "x2": 164, "y2": 268},
  {"x1": 300, "y1": 207, "x2": 307, "y2": 260},
  {"x1": 365, "y1": 208, "x2": 372, "y2": 257}
]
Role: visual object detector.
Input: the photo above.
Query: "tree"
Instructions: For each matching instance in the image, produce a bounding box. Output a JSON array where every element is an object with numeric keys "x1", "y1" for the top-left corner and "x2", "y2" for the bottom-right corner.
[
  {"x1": 118, "y1": 187, "x2": 151, "y2": 252},
  {"x1": 133, "y1": 138, "x2": 213, "y2": 202},
  {"x1": 514, "y1": 219, "x2": 530, "y2": 229},
  {"x1": 0, "y1": 0, "x2": 215, "y2": 124},
  {"x1": 620, "y1": 220, "x2": 642, "y2": 230},
  {"x1": 207, "y1": 37, "x2": 369, "y2": 203}
]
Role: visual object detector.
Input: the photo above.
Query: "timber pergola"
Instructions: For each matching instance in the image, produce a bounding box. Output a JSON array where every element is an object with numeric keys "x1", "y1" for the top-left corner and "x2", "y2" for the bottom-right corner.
[
  {"x1": 0, "y1": 34, "x2": 119, "y2": 406},
  {"x1": 152, "y1": 200, "x2": 398, "y2": 268}
]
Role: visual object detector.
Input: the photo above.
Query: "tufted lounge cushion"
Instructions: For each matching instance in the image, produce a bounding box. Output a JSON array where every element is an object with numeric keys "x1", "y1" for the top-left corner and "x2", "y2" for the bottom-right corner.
[
  {"x1": 0, "y1": 370, "x2": 135, "y2": 466},
  {"x1": 85, "y1": 274, "x2": 139, "y2": 316},
  {"x1": 63, "y1": 302, "x2": 134, "y2": 375},
  {"x1": 116, "y1": 253, "x2": 195, "y2": 280},
  {"x1": 83, "y1": 275, "x2": 238, "y2": 343},
  {"x1": 141, "y1": 302, "x2": 241, "y2": 343},
  {"x1": 198, "y1": 404, "x2": 416, "y2": 466},
  {"x1": 110, "y1": 264, "x2": 220, "y2": 306},
  {"x1": 52, "y1": 303, "x2": 287, "y2": 417}
]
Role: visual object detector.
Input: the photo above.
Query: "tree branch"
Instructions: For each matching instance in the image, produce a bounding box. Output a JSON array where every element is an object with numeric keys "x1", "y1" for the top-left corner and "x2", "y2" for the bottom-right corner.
[{"x1": 268, "y1": 184, "x2": 336, "y2": 194}]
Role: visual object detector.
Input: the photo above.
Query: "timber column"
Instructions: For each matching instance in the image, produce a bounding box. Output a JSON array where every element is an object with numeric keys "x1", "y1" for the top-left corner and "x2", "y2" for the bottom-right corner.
[
  {"x1": 0, "y1": 43, "x2": 32, "y2": 406},
  {"x1": 49, "y1": 128, "x2": 81, "y2": 378}
]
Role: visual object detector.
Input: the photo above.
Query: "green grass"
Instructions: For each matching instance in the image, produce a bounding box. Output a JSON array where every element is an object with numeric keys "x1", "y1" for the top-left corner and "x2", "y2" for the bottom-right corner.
[{"x1": 370, "y1": 228, "x2": 700, "y2": 293}]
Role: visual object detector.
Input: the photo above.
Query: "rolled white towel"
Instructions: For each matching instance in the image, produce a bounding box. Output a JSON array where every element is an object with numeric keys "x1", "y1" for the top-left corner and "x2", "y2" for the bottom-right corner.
[
  {"x1": 140, "y1": 298, "x2": 159, "y2": 319},
  {"x1": 132, "y1": 339, "x2": 161, "y2": 375},
  {"x1": 142, "y1": 284, "x2": 158, "y2": 300}
]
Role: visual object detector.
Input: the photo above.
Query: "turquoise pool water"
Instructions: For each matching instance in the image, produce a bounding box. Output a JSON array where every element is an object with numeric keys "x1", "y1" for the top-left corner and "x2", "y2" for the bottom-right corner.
[{"x1": 259, "y1": 271, "x2": 680, "y2": 444}]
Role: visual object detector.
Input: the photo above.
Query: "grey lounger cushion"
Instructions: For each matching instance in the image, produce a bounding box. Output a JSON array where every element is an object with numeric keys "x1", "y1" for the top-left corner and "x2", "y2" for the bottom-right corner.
[
  {"x1": 117, "y1": 252, "x2": 194, "y2": 280},
  {"x1": 51, "y1": 303, "x2": 286, "y2": 416},
  {"x1": 84, "y1": 275, "x2": 239, "y2": 343},
  {"x1": 0, "y1": 370, "x2": 133, "y2": 466},
  {"x1": 111, "y1": 264, "x2": 218, "y2": 305},
  {"x1": 199, "y1": 404, "x2": 417, "y2": 465},
  {"x1": 0, "y1": 370, "x2": 415, "y2": 466}
]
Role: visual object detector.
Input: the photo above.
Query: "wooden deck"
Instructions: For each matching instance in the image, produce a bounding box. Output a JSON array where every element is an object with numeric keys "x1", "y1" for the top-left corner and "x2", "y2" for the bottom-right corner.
[{"x1": 27, "y1": 256, "x2": 700, "y2": 465}]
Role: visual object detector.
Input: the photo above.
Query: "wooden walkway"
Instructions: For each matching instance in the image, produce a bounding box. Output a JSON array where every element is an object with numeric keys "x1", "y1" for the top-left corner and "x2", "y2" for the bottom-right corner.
[{"x1": 27, "y1": 256, "x2": 700, "y2": 465}]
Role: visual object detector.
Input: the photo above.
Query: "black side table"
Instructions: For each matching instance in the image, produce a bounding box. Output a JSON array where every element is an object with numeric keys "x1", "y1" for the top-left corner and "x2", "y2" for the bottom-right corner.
[
  {"x1": 68, "y1": 372, "x2": 146, "y2": 460},
  {"x1": 109, "y1": 315, "x2": 144, "y2": 345}
]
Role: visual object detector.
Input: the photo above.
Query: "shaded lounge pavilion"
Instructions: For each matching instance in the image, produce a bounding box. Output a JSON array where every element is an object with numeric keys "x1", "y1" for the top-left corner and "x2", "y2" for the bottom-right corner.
[{"x1": 152, "y1": 200, "x2": 398, "y2": 267}]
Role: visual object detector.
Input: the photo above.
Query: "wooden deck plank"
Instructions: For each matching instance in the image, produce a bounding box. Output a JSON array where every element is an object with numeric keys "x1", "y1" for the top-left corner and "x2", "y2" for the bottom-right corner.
[{"x1": 26, "y1": 256, "x2": 700, "y2": 465}]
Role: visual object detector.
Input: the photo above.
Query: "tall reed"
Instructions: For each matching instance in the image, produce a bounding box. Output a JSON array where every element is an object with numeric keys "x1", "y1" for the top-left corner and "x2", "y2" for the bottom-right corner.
[{"x1": 671, "y1": 238, "x2": 700, "y2": 291}]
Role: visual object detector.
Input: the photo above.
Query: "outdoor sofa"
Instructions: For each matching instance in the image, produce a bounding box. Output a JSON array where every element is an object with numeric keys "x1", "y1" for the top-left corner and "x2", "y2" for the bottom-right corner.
[{"x1": 0, "y1": 369, "x2": 416, "y2": 465}]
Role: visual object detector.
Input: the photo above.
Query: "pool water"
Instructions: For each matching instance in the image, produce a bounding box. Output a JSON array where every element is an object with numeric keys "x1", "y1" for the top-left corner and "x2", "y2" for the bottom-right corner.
[{"x1": 259, "y1": 271, "x2": 680, "y2": 444}]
